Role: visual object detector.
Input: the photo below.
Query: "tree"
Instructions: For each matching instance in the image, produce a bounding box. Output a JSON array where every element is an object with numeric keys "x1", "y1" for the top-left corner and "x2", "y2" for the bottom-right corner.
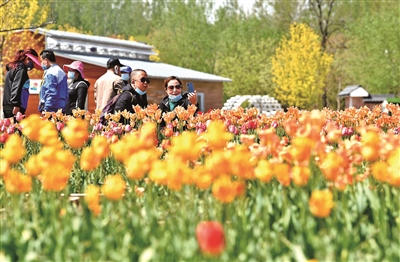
[
  {"x1": 216, "y1": 38, "x2": 276, "y2": 99},
  {"x1": 0, "y1": 0, "x2": 54, "y2": 34},
  {"x1": 343, "y1": 2, "x2": 400, "y2": 96},
  {"x1": 263, "y1": 0, "x2": 305, "y2": 34},
  {"x1": 304, "y1": 0, "x2": 345, "y2": 107},
  {"x1": 271, "y1": 23, "x2": 333, "y2": 110},
  {"x1": 0, "y1": 0, "x2": 54, "y2": 84},
  {"x1": 148, "y1": 0, "x2": 219, "y2": 74}
]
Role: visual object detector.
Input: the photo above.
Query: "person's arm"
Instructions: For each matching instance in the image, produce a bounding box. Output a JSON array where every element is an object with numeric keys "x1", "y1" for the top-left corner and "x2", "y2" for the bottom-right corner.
[
  {"x1": 114, "y1": 78, "x2": 125, "y2": 93},
  {"x1": 114, "y1": 92, "x2": 132, "y2": 113},
  {"x1": 76, "y1": 82, "x2": 88, "y2": 110},
  {"x1": 188, "y1": 90, "x2": 197, "y2": 105},
  {"x1": 42, "y1": 73, "x2": 59, "y2": 111},
  {"x1": 10, "y1": 67, "x2": 26, "y2": 108}
]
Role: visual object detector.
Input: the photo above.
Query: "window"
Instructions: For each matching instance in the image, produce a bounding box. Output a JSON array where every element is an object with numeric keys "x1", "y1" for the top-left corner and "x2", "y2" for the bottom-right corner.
[{"x1": 196, "y1": 92, "x2": 205, "y2": 112}]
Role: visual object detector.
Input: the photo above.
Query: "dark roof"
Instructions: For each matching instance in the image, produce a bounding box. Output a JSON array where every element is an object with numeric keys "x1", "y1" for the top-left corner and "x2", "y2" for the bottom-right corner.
[
  {"x1": 338, "y1": 85, "x2": 363, "y2": 97},
  {"x1": 364, "y1": 94, "x2": 395, "y2": 103}
]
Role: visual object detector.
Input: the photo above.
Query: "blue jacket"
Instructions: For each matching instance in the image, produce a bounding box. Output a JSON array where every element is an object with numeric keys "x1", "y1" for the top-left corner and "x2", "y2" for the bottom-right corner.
[{"x1": 39, "y1": 64, "x2": 68, "y2": 113}]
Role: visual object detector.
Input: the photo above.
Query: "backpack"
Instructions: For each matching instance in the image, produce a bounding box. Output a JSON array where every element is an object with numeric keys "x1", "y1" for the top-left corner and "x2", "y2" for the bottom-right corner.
[{"x1": 100, "y1": 90, "x2": 134, "y2": 125}]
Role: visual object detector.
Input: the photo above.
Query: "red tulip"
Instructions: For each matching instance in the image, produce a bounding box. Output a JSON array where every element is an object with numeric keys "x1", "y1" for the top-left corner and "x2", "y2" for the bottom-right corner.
[
  {"x1": 196, "y1": 221, "x2": 225, "y2": 256},
  {"x1": 56, "y1": 122, "x2": 65, "y2": 131},
  {"x1": 0, "y1": 132, "x2": 9, "y2": 143}
]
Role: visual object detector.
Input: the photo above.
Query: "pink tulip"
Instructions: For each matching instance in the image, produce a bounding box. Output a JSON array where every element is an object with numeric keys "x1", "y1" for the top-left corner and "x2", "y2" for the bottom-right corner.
[
  {"x1": 124, "y1": 124, "x2": 132, "y2": 133},
  {"x1": 56, "y1": 122, "x2": 65, "y2": 131},
  {"x1": 15, "y1": 112, "x2": 24, "y2": 122},
  {"x1": 93, "y1": 123, "x2": 103, "y2": 132}
]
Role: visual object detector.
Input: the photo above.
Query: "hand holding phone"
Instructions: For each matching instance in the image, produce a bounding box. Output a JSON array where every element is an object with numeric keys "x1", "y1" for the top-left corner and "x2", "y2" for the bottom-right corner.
[{"x1": 187, "y1": 82, "x2": 195, "y2": 93}]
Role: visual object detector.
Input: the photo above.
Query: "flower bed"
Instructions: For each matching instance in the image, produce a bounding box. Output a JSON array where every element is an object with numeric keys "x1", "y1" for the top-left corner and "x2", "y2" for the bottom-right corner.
[{"x1": 1, "y1": 104, "x2": 399, "y2": 261}]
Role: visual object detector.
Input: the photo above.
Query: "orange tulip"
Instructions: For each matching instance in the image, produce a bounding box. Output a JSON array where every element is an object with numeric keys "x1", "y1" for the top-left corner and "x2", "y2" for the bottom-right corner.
[
  {"x1": 292, "y1": 165, "x2": 310, "y2": 187},
  {"x1": 85, "y1": 185, "x2": 101, "y2": 216},
  {"x1": 371, "y1": 161, "x2": 390, "y2": 183},
  {"x1": 309, "y1": 190, "x2": 334, "y2": 218},
  {"x1": 387, "y1": 148, "x2": 400, "y2": 187},
  {"x1": 274, "y1": 163, "x2": 291, "y2": 187},
  {"x1": 102, "y1": 174, "x2": 126, "y2": 201},
  {"x1": 212, "y1": 175, "x2": 237, "y2": 203},
  {"x1": 4, "y1": 169, "x2": 32, "y2": 194},
  {"x1": 1, "y1": 134, "x2": 26, "y2": 164},
  {"x1": 24, "y1": 155, "x2": 41, "y2": 177},
  {"x1": 62, "y1": 118, "x2": 89, "y2": 148},
  {"x1": 254, "y1": 159, "x2": 274, "y2": 183},
  {"x1": 80, "y1": 147, "x2": 102, "y2": 171},
  {"x1": 20, "y1": 114, "x2": 42, "y2": 141},
  {"x1": 0, "y1": 158, "x2": 9, "y2": 176},
  {"x1": 40, "y1": 164, "x2": 71, "y2": 191},
  {"x1": 202, "y1": 121, "x2": 233, "y2": 151}
]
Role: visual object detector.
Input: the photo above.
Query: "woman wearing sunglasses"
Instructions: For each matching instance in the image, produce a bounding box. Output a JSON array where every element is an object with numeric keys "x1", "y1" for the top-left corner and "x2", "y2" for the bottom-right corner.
[
  {"x1": 113, "y1": 69, "x2": 149, "y2": 122},
  {"x1": 158, "y1": 76, "x2": 199, "y2": 127}
]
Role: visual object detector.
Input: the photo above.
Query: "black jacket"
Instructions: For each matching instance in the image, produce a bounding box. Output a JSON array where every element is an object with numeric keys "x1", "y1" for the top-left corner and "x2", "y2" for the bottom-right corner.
[
  {"x1": 114, "y1": 84, "x2": 148, "y2": 114},
  {"x1": 2, "y1": 63, "x2": 29, "y2": 110},
  {"x1": 65, "y1": 79, "x2": 90, "y2": 115},
  {"x1": 158, "y1": 93, "x2": 199, "y2": 127}
]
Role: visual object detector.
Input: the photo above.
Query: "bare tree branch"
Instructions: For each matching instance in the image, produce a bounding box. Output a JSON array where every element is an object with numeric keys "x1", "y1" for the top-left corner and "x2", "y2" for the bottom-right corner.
[
  {"x1": 0, "y1": 20, "x2": 56, "y2": 33},
  {"x1": 0, "y1": 0, "x2": 11, "y2": 9}
]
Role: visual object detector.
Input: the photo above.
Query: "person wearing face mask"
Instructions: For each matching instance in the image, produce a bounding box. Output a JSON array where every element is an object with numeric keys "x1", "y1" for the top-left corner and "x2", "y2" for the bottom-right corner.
[
  {"x1": 113, "y1": 69, "x2": 149, "y2": 123},
  {"x1": 2, "y1": 48, "x2": 42, "y2": 118},
  {"x1": 120, "y1": 65, "x2": 132, "y2": 86},
  {"x1": 94, "y1": 58, "x2": 125, "y2": 111},
  {"x1": 158, "y1": 76, "x2": 199, "y2": 127},
  {"x1": 63, "y1": 61, "x2": 90, "y2": 115},
  {"x1": 39, "y1": 50, "x2": 69, "y2": 114}
]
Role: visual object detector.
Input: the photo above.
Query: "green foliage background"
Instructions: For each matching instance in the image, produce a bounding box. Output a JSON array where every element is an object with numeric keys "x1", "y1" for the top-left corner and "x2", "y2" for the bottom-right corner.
[{"x1": 33, "y1": 0, "x2": 399, "y2": 108}]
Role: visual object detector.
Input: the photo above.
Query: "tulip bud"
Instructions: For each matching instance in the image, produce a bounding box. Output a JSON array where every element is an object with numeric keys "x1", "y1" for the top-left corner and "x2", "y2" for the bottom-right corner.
[
  {"x1": 93, "y1": 123, "x2": 103, "y2": 132},
  {"x1": 7, "y1": 125, "x2": 15, "y2": 134},
  {"x1": 196, "y1": 221, "x2": 225, "y2": 256},
  {"x1": 15, "y1": 112, "x2": 24, "y2": 122},
  {"x1": 3, "y1": 118, "x2": 11, "y2": 127},
  {"x1": 124, "y1": 124, "x2": 132, "y2": 133},
  {"x1": 56, "y1": 122, "x2": 65, "y2": 131},
  {"x1": 0, "y1": 132, "x2": 9, "y2": 143}
]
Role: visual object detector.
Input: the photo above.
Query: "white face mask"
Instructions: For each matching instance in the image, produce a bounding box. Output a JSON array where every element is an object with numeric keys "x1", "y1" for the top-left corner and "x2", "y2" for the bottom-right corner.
[
  {"x1": 67, "y1": 71, "x2": 75, "y2": 79},
  {"x1": 121, "y1": 74, "x2": 129, "y2": 81},
  {"x1": 169, "y1": 94, "x2": 182, "y2": 102},
  {"x1": 135, "y1": 87, "x2": 146, "y2": 95}
]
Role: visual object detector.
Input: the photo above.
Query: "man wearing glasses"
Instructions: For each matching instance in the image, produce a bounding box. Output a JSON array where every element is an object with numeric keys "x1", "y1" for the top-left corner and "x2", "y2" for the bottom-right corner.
[{"x1": 113, "y1": 69, "x2": 149, "y2": 121}]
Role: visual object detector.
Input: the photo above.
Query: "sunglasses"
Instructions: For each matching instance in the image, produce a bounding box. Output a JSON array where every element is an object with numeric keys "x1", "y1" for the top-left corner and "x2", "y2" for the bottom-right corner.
[
  {"x1": 167, "y1": 85, "x2": 182, "y2": 90},
  {"x1": 136, "y1": 77, "x2": 151, "y2": 84}
]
